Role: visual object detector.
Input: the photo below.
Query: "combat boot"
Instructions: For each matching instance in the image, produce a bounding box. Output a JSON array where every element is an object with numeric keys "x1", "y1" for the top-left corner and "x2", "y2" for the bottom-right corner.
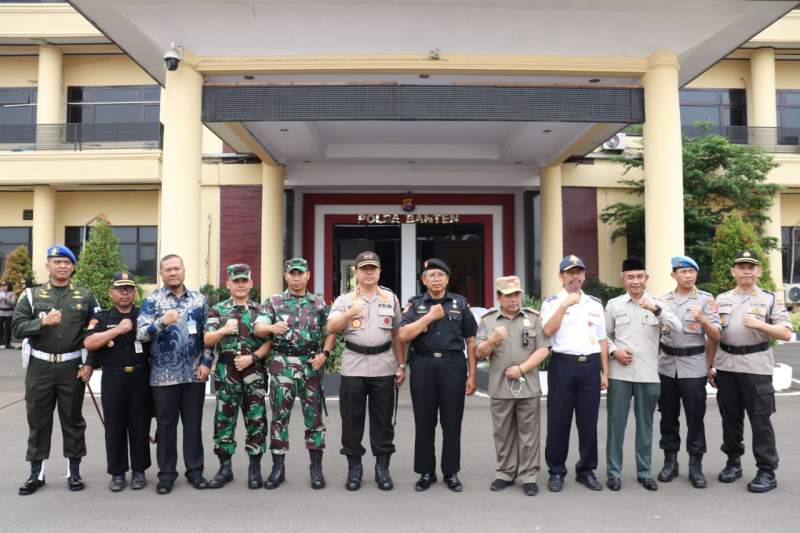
[
  {"x1": 265, "y1": 453, "x2": 285, "y2": 489},
  {"x1": 718, "y1": 457, "x2": 743, "y2": 483},
  {"x1": 67, "y1": 458, "x2": 84, "y2": 491},
  {"x1": 375, "y1": 454, "x2": 393, "y2": 491},
  {"x1": 248, "y1": 454, "x2": 263, "y2": 489},
  {"x1": 345, "y1": 455, "x2": 363, "y2": 491},
  {"x1": 657, "y1": 450, "x2": 678, "y2": 482},
  {"x1": 309, "y1": 450, "x2": 326, "y2": 489},
  {"x1": 18, "y1": 460, "x2": 45, "y2": 496},
  {"x1": 208, "y1": 457, "x2": 233, "y2": 489},
  {"x1": 688, "y1": 455, "x2": 707, "y2": 489}
]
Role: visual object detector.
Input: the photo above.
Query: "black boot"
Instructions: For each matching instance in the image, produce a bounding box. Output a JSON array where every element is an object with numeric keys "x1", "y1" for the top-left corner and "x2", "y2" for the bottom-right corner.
[
  {"x1": 657, "y1": 450, "x2": 678, "y2": 482},
  {"x1": 309, "y1": 450, "x2": 326, "y2": 489},
  {"x1": 265, "y1": 454, "x2": 285, "y2": 489},
  {"x1": 68, "y1": 458, "x2": 84, "y2": 491},
  {"x1": 248, "y1": 455, "x2": 263, "y2": 489},
  {"x1": 375, "y1": 454, "x2": 393, "y2": 491},
  {"x1": 18, "y1": 460, "x2": 45, "y2": 496},
  {"x1": 688, "y1": 455, "x2": 707, "y2": 489},
  {"x1": 345, "y1": 455, "x2": 363, "y2": 491},
  {"x1": 718, "y1": 457, "x2": 743, "y2": 483},
  {"x1": 208, "y1": 457, "x2": 233, "y2": 489}
]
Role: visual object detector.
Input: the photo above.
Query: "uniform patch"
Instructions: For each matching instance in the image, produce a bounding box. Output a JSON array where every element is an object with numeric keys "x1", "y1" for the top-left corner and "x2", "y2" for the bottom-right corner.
[
  {"x1": 383, "y1": 317, "x2": 391, "y2": 325},
  {"x1": 87, "y1": 318, "x2": 98, "y2": 330}
]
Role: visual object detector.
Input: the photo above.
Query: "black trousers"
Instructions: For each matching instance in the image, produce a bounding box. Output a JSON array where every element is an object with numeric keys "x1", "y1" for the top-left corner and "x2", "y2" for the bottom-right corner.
[
  {"x1": 0, "y1": 315, "x2": 12, "y2": 346},
  {"x1": 545, "y1": 353, "x2": 600, "y2": 477},
  {"x1": 715, "y1": 370, "x2": 778, "y2": 471},
  {"x1": 658, "y1": 374, "x2": 707, "y2": 455},
  {"x1": 410, "y1": 354, "x2": 467, "y2": 476},
  {"x1": 152, "y1": 382, "x2": 205, "y2": 483},
  {"x1": 101, "y1": 365, "x2": 152, "y2": 475},
  {"x1": 339, "y1": 375, "x2": 396, "y2": 457}
]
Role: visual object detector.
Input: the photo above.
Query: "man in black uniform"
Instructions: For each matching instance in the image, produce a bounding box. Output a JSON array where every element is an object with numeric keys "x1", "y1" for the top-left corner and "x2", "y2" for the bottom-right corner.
[
  {"x1": 13, "y1": 245, "x2": 100, "y2": 495},
  {"x1": 399, "y1": 258, "x2": 478, "y2": 492},
  {"x1": 82, "y1": 272, "x2": 151, "y2": 492}
]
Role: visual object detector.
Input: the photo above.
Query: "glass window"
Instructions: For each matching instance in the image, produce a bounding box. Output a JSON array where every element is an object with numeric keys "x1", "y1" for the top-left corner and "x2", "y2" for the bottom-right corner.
[
  {"x1": 331, "y1": 224, "x2": 401, "y2": 299},
  {"x1": 0, "y1": 227, "x2": 32, "y2": 274},
  {"x1": 680, "y1": 89, "x2": 746, "y2": 139},
  {"x1": 63, "y1": 225, "x2": 158, "y2": 282},
  {"x1": 417, "y1": 222, "x2": 485, "y2": 306},
  {"x1": 680, "y1": 90, "x2": 720, "y2": 105},
  {"x1": 94, "y1": 104, "x2": 142, "y2": 124},
  {"x1": 67, "y1": 85, "x2": 160, "y2": 126},
  {"x1": 0, "y1": 88, "x2": 37, "y2": 127}
]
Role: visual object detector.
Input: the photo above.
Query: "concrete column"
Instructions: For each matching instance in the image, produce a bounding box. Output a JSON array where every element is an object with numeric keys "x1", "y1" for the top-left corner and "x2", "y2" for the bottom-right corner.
[
  {"x1": 749, "y1": 48, "x2": 777, "y2": 148},
  {"x1": 260, "y1": 163, "x2": 285, "y2": 297},
  {"x1": 32, "y1": 186, "x2": 56, "y2": 284},
  {"x1": 766, "y1": 192, "x2": 784, "y2": 297},
  {"x1": 539, "y1": 165, "x2": 563, "y2": 298},
  {"x1": 36, "y1": 45, "x2": 63, "y2": 124},
  {"x1": 159, "y1": 63, "x2": 203, "y2": 288},
  {"x1": 643, "y1": 50, "x2": 684, "y2": 296}
]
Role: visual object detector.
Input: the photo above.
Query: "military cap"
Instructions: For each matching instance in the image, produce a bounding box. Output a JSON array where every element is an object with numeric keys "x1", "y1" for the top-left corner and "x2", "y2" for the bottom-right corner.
[
  {"x1": 734, "y1": 250, "x2": 760, "y2": 265},
  {"x1": 422, "y1": 258, "x2": 451, "y2": 276},
  {"x1": 111, "y1": 271, "x2": 136, "y2": 288},
  {"x1": 496, "y1": 275, "x2": 523, "y2": 295},
  {"x1": 47, "y1": 244, "x2": 77, "y2": 264},
  {"x1": 671, "y1": 255, "x2": 699, "y2": 272},
  {"x1": 227, "y1": 263, "x2": 251, "y2": 281},
  {"x1": 622, "y1": 257, "x2": 646, "y2": 272},
  {"x1": 285, "y1": 257, "x2": 309, "y2": 273},
  {"x1": 559, "y1": 255, "x2": 585, "y2": 272},
  {"x1": 355, "y1": 251, "x2": 381, "y2": 269}
]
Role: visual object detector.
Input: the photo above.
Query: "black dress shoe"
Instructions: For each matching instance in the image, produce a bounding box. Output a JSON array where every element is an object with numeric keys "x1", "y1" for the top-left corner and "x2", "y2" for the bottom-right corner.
[
  {"x1": 444, "y1": 475, "x2": 463, "y2": 492},
  {"x1": 156, "y1": 480, "x2": 173, "y2": 495},
  {"x1": 576, "y1": 472, "x2": 603, "y2": 491},
  {"x1": 187, "y1": 475, "x2": 209, "y2": 489},
  {"x1": 415, "y1": 473, "x2": 437, "y2": 492},
  {"x1": 718, "y1": 460, "x2": 743, "y2": 483},
  {"x1": 490, "y1": 479, "x2": 514, "y2": 491},
  {"x1": 67, "y1": 458, "x2": 84, "y2": 492},
  {"x1": 747, "y1": 469, "x2": 777, "y2": 493},
  {"x1": 607, "y1": 477, "x2": 621, "y2": 491},
  {"x1": 131, "y1": 471, "x2": 146, "y2": 490},
  {"x1": 522, "y1": 482, "x2": 539, "y2": 496},
  {"x1": 638, "y1": 477, "x2": 658, "y2": 491},
  {"x1": 109, "y1": 475, "x2": 126, "y2": 492},
  {"x1": 548, "y1": 474, "x2": 564, "y2": 493},
  {"x1": 18, "y1": 461, "x2": 45, "y2": 496}
]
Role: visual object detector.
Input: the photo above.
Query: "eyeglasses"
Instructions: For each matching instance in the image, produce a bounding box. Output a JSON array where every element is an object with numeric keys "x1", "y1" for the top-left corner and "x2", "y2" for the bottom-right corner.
[{"x1": 424, "y1": 272, "x2": 448, "y2": 279}]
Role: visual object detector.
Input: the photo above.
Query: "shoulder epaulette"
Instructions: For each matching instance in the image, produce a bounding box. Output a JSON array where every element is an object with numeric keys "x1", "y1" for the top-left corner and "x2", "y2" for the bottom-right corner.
[
  {"x1": 762, "y1": 289, "x2": 775, "y2": 296},
  {"x1": 588, "y1": 295, "x2": 602, "y2": 304},
  {"x1": 480, "y1": 307, "x2": 499, "y2": 319},
  {"x1": 544, "y1": 295, "x2": 558, "y2": 303},
  {"x1": 523, "y1": 307, "x2": 540, "y2": 316},
  {"x1": 697, "y1": 289, "x2": 712, "y2": 296}
]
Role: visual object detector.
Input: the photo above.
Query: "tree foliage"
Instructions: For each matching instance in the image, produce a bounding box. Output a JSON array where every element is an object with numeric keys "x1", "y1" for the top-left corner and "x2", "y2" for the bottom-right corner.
[
  {"x1": 73, "y1": 218, "x2": 127, "y2": 309},
  {"x1": 1, "y1": 245, "x2": 34, "y2": 294},
  {"x1": 709, "y1": 212, "x2": 776, "y2": 295}
]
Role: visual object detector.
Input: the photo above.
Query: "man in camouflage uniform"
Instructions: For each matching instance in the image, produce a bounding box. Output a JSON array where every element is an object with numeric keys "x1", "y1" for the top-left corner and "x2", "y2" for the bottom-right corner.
[
  {"x1": 255, "y1": 257, "x2": 334, "y2": 490},
  {"x1": 204, "y1": 264, "x2": 271, "y2": 490}
]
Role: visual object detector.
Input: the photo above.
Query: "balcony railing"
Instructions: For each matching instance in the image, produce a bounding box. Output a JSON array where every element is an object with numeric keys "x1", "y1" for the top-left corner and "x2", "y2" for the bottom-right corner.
[
  {"x1": 681, "y1": 125, "x2": 800, "y2": 153},
  {"x1": 0, "y1": 122, "x2": 163, "y2": 151}
]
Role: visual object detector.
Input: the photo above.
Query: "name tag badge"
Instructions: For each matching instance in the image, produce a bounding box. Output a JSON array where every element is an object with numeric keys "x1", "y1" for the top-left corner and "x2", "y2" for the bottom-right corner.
[
  {"x1": 187, "y1": 320, "x2": 198, "y2": 335},
  {"x1": 134, "y1": 341, "x2": 144, "y2": 354},
  {"x1": 523, "y1": 318, "x2": 531, "y2": 328}
]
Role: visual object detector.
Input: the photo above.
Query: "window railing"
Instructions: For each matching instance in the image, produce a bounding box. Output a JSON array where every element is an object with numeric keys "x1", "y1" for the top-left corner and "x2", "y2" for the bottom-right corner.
[
  {"x1": 681, "y1": 125, "x2": 800, "y2": 152},
  {"x1": 0, "y1": 122, "x2": 162, "y2": 151}
]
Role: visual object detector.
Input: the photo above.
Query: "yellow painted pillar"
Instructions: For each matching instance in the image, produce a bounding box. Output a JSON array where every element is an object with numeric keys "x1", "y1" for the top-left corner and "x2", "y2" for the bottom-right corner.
[
  {"x1": 32, "y1": 185, "x2": 56, "y2": 284},
  {"x1": 643, "y1": 50, "x2": 684, "y2": 296},
  {"x1": 260, "y1": 163, "x2": 285, "y2": 297},
  {"x1": 766, "y1": 192, "x2": 784, "y2": 297},
  {"x1": 540, "y1": 165, "x2": 563, "y2": 297},
  {"x1": 36, "y1": 45, "x2": 63, "y2": 124},
  {"x1": 159, "y1": 63, "x2": 203, "y2": 288},
  {"x1": 750, "y1": 48, "x2": 777, "y2": 148}
]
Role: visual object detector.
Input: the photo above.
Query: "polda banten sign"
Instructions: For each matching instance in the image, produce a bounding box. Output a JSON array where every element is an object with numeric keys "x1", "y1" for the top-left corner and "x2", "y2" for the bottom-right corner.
[{"x1": 357, "y1": 214, "x2": 460, "y2": 224}]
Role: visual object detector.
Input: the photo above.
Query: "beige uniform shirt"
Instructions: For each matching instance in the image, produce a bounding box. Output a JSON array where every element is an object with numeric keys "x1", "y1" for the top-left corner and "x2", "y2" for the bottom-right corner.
[
  {"x1": 659, "y1": 288, "x2": 721, "y2": 379},
  {"x1": 476, "y1": 308, "x2": 549, "y2": 399},
  {"x1": 605, "y1": 291, "x2": 680, "y2": 383},
  {"x1": 329, "y1": 286, "x2": 401, "y2": 377},
  {"x1": 715, "y1": 287, "x2": 792, "y2": 376}
]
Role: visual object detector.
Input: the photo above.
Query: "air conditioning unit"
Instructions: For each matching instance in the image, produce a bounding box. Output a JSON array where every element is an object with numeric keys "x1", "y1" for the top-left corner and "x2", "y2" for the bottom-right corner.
[
  {"x1": 602, "y1": 133, "x2": 627, "y2": 151},
  {"x1": 785, "y1": 284, "x2": 800, "y2": 305}
]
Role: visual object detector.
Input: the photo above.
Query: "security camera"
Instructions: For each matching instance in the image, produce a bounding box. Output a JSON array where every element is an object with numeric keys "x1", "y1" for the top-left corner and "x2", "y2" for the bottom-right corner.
[{"x1": 164, "y1": 42, "x2": 182, "y2": 71}]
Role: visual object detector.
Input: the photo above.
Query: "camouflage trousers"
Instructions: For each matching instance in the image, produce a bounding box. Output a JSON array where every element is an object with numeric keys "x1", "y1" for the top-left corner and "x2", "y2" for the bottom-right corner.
[
  {"x1": 268, "y1": 354, "x2": 326, "y2": 454},
  {"x1": 213, "y1": 362, "x2": 267, "y2": 458}
]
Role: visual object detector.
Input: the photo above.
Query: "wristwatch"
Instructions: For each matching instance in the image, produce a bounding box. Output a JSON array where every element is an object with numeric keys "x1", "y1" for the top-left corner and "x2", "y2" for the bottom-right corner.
[
  {"x1": 398, "y1": 363, "x2": 407, "y2": 370},
  {"x1": 322, "y1": 350, "x2": 331, "y2": 358},
  {"x1": 653, "y1": 304, "x2": 662, "y2": 317}
]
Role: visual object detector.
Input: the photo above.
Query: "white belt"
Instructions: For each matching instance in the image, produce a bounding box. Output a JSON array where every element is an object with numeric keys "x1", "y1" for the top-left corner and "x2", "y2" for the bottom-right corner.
[{"x1": 30, "y1": 349, "x2": 82, "y2": 363}]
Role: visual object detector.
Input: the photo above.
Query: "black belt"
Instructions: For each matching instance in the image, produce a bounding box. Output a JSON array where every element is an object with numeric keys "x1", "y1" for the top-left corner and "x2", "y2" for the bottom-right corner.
[
  {"x1": 274, "y1": 345, "x2": 319, "y2": 358},
  {"x1": 413, "y1": 349, "x2": 464, "y2": 359},
  {"x1": 552, "y1": 351, "x2": 599, "y2": 363},
  {"x1": 219, "y1": 352, "x2": 254, "y2": 364},
  {"x1": 719, "y1": 341, "x2": 770, "y2": 355},
  {"x1": 345, "y1": 340, "x2": 392, "y2": 355},
  {"x1": 659, "y1": 343, "x2": 705, "y2": 357},
  {"x1": 103, "y1": 363, "x2": 144, "y2": 373}
]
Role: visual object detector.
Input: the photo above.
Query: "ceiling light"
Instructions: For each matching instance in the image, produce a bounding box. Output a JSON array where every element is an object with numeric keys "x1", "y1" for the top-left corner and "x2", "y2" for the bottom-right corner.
[
  {"x1": 419, "y1": 74, "x2": 430, "y2": 79},
  {"x1": 589, "y1": 78, "x2": 600, "y2": 83},
  {"x1": 542, "y1": 129, "x2": 552, "y2": 133},
  {"x1": 244, "y1": 75, "x2": 254, "y2": 80},
  {"x1": 280, "y1": 128, "x2": 289, "y2": 132}
]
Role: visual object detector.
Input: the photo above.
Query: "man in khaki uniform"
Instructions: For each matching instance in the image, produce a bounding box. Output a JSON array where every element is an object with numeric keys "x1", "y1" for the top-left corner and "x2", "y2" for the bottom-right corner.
[
  {"x1": 327, "y1": 251, "x2": 406, "y2": 491},
  {"x1": 476, "y1": 276, "x2": 549, "y2": 497},
  {"x1": 713, "y1": 250, "x2": 792, "y2": 493}
]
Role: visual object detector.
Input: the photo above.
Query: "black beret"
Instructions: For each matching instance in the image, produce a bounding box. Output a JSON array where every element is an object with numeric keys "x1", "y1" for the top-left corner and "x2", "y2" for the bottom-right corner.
[{"x1": 421, "y1": 258, "x2": 451, "y2": 276}]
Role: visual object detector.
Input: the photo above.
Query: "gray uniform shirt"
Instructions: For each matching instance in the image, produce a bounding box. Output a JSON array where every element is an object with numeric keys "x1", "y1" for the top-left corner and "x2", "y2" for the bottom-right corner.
[
  {"x1": 659, "y1": 288, "x2": 721, "y2": 379},
  {"x1": 329, "y1": 286, "x2": 401, "y2": 377},
  {"x1": 476, "y1": 307, "x2": 549, "y2": 399},
  {"x1": 605, "y1": 291, "x2": 680, "y2": 383},
  {"x1": 715, "y1": 287, "x2": 792, "y2": 376}
]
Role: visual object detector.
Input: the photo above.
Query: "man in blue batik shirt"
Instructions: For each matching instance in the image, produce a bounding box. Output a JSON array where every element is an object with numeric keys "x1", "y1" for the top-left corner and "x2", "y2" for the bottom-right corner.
[{"x1": 137, "y1": 254, "x2": 211, "y2": 495}]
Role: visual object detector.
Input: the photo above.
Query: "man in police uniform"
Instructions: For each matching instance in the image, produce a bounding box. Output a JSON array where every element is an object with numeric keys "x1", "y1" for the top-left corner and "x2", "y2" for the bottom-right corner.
[
  {"x1": 712, "y1": 250, "x2": 792, "y2": 493},
  {"x1": 399, "y1": 258, "x2": 478, "y2": 492},
  {"x1": 13, "y1": 245, "x2": 100, "y2": 495},
  {"x1": 605, "y1": 258, "x2": 680, "y2": 491},
  {"x1": 540, "y1": 255, "x2": 608, "y2": 493},
  {"x1": 657, "y1": 256, "x2": 721, "y2": 488},
  {"x1": 327, "y1": 251, "x2": 406, "y2": 491},
  {"x1": 83, "y1": 272, "x2": 151, "y2": 492},
  {"x1": 476, "y1": 275, "x2": 550, "y2": 496}
]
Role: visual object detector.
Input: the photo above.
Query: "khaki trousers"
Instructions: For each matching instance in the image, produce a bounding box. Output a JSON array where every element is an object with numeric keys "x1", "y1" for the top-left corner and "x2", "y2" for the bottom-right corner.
[{"x1": 491, "y1": 396, "x2": 541, "y2": 483}]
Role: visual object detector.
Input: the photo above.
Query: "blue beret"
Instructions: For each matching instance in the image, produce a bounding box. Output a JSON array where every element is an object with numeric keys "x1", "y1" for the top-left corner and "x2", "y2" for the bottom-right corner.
[
  {"x1": 559, "y1": 255, "x2": 585, "y2": 272},
  {"x1": 46, "y1": 244, "x2": 77, "y2": 264},
  {"x1": 671, "y1": 255, "x2": 699, "y2": 271}
]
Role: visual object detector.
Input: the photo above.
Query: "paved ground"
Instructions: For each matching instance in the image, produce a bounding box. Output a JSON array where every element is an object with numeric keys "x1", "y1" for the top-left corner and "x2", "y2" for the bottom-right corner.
[{"x1": 1, "y1": 347, "x2": 798, "y2": 532}]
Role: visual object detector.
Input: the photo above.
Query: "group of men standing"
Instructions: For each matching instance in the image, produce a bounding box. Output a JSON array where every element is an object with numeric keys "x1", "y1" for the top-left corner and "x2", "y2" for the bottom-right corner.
[{"x1": 11, "y1": 243, "x2": 790, "y2": 497}]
